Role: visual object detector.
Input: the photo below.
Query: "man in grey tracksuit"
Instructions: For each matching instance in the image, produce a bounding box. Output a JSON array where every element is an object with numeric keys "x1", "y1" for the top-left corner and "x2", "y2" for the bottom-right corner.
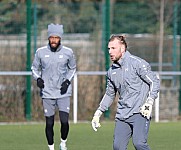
[
  {"x1": 31, "y1": 23, "x2": 76, "y2": 150},
  {"x1": 92, "y1": 34, "x2": 160, "y2": 150}
]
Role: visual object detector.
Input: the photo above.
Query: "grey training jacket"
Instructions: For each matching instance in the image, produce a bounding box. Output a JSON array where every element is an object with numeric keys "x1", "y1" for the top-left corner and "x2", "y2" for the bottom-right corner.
[
  {"x1": 31, "y1": 44, "x2": 76, "y2": 99},
  {"x1": 98, "y1": 51, "x2": 160, "y2": 120}
]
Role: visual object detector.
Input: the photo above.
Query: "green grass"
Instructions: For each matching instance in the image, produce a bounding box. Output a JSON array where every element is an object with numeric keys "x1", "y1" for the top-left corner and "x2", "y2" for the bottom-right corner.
[{"x1": 0, "y1": 121, "x2": 181, "y2": 150}]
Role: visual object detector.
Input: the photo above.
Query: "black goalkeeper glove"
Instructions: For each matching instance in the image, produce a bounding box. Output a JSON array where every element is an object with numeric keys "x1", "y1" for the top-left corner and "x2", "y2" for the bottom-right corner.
[
  {"x1": 60, "y1": 79, "x2": 70, "y2": 95},
  {"x1": 37, "y1": 78, "x2": 44, "y2": 89}
]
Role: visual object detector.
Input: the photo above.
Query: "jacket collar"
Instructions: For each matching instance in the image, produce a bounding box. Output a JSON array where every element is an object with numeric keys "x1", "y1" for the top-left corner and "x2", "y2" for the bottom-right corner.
[
  {"x1": 113, "y1": 50, "x2": 131, "y2": 67},
  {"x1": 47, "y1": 44, "x2": 62, "y2": 52}
]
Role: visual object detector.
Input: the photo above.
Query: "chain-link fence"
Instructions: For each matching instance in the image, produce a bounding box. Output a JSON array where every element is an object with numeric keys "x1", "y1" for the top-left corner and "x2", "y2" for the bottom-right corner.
[{"x1": 0, "y1": 0, "x2": 180, "y2": 121}]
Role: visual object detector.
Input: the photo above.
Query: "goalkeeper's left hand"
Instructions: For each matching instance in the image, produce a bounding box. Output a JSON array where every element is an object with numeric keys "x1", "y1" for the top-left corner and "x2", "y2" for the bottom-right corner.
[
  {"x1": 91, "y1": 110, "x2": 102, "y2": 132},
  {"x1": 140, "y1": 97, "x2": 154, "y2": 120},
  {"x1": 60, "y1": 79, "x2": 71, "y2": 95}
]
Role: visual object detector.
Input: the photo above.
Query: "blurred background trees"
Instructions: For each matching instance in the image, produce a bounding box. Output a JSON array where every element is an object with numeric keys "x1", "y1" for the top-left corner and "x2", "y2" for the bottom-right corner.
[{"x1": 0, "y1": 0, "x2": 176, "y2": 34}]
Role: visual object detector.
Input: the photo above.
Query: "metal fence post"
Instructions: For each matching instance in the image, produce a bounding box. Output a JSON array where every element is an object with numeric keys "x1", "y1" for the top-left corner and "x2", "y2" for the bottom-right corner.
[
  {"x1": 26, "y1": 0, "x2": 32, "y2": 121},
  {"x1": 73, "y1": 73, "x2": 78, "y2": 123},
  {"x1": 102, "y1": 0, "x2": 110, "y2": 119},
  {"x1": 179, "y1": 1, "x2": 181, "y2": 115}
]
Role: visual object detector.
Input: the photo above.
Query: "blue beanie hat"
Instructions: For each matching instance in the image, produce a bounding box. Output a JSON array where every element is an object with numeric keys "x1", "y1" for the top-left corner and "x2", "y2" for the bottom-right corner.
[{"x1": 48, "y1": 23, "x2": 63, "y2": 38}]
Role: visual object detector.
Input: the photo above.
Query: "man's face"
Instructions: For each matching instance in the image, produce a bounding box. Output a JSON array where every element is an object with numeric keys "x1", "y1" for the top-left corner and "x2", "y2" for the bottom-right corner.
[
  {"x1": 49, "y1": 36, "x2": 61, "y2": 49},
  {"x1": 108, "y1": 38, "x2": 126, "y2": 62}
]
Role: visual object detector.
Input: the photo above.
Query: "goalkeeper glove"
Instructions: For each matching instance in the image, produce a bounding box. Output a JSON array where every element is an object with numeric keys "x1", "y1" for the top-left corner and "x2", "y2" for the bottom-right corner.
[
  {"x1": 60, "y1": 79, "x2": 71, "y2": 95},
  {"x1": 140, "y1": 97, "x2": 154, "y2": 120},
  {"x1": 91, "y1": 109, "x2": 102, "y2": 131},
  {"x1": 37, "y1": 78, "x2": 44, "y2": 89}
]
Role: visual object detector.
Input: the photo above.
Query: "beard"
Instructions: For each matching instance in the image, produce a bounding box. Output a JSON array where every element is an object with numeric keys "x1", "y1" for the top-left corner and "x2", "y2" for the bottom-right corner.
[
  {"x1": 110, "y1": 54, "x2": 121, "y2": 62},
  {"x1": 49, "y1": 41, "x2": 60, "y2": 52}
]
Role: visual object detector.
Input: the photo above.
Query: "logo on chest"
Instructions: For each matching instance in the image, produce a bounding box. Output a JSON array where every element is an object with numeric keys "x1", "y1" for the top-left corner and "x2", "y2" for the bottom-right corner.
[
  {"x1": 45, "y1": 55, "x2": 50, "y2": 58},
  {"x1": 125, "y1": 68, "x2": 128, "y2": 72},
  {"x1": 59, "y1": 55, "x2": 63, "y2": 58}
]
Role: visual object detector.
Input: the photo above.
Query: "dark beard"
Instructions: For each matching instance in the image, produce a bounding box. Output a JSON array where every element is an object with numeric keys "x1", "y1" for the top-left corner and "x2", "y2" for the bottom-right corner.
[{"x1": 49, "y1": 41, "x2": 60, "y2": 52}]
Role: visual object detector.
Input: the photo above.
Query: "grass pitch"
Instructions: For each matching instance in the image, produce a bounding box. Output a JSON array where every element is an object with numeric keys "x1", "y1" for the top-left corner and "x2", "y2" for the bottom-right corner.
[{"x1": 0, "y1": 121, "x2": 180, "y2": 150}]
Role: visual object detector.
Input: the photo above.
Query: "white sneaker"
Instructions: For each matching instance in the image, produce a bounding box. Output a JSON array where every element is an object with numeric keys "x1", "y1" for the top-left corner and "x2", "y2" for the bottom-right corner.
[
  {"x1": 48, "y1": 144, "x2": 54, "y2": 150},
  {"x1": 60, "y1": 139, "x2": 67, "y2": 150},
  {"x1": 60, "y1": 143, "x2": 67, "y2": 150}
]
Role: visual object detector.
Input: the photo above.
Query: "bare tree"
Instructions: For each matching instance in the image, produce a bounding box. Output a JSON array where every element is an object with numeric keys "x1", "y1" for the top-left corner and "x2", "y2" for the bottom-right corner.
[
  {"x1": 159, "y1": 0, "x2": 164, "y2": 73},
  {"x1": 148, "y1": 0, "x2": 174, "y2": 74}
]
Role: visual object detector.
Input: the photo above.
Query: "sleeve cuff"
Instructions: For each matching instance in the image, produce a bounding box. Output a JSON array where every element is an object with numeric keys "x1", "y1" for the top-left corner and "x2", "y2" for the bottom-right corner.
[
  {"x1": 147, "y1": 97, "x2": 154, "y2": 105},
  {"x1": 94, "y1": 109, "x2": 103, "y2": 117}
]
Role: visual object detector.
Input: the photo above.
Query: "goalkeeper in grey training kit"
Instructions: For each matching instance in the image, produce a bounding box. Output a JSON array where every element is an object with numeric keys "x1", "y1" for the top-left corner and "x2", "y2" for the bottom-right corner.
[
  {"x1": 92, "y1": 34, "x2": 160, "y2": 150},
  {"x1": 31, "y1": 23, "x2": 76, "y2": 150}
]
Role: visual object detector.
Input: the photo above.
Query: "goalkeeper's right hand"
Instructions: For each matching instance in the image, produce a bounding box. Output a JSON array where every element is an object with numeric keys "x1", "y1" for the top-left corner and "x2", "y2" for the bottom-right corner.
[
  {"x1": 91, "y1": 109, "x2": 102, "y2": 132},
  {"x1": 140, "y1": 97, "x2": 154, "y2": 120}
]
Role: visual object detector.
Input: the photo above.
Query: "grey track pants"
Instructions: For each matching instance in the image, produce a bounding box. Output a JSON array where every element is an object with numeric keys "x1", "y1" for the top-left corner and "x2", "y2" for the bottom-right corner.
[{"x1": 113, "y1": 113, "x2": 151, "y2": 150}]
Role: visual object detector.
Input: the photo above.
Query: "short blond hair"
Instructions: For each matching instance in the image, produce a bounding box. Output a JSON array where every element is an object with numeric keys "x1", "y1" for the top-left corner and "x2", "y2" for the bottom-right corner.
[{"x1": 109, "y1": 34, "x2": 127, "y2": 48}]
